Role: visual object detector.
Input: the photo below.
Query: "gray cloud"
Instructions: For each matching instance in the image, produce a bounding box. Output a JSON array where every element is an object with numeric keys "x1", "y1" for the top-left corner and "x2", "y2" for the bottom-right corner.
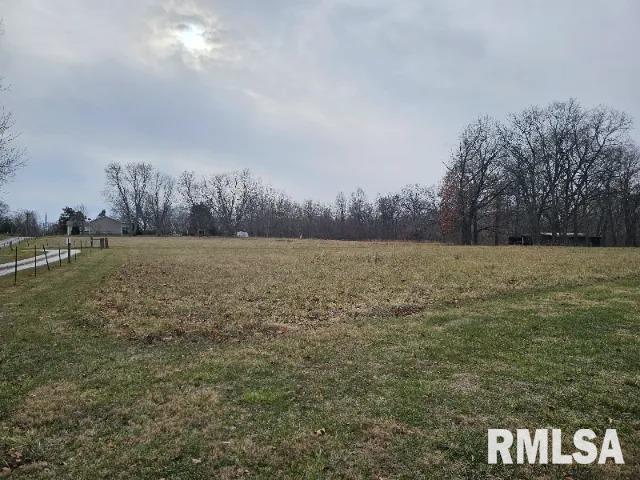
[{"x1": 1, "y1": 0, "x2": 639, "y2": 217}]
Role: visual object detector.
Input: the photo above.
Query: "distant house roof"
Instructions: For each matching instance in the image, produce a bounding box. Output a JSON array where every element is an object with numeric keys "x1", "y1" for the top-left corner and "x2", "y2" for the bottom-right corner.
[{"x1": 89, "y1": 216, "x2": 122, "y2": 224}]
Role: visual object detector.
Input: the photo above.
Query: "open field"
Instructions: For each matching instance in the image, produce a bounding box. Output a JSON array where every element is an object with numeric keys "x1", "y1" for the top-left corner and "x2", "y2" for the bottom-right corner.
[{"x1": 1, "y1": 237, "x2": 639, "y2": 478}]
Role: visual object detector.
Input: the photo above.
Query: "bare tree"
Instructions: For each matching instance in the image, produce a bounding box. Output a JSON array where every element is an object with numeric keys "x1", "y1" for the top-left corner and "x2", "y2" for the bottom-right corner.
[
  {"x1": 205, "y1": 169, "x2": 257, "y2": 235},
  {"x1": 130, "y1": 163, "x2": 153, "y2": 233},
  {"x1": 602, "y1": 144, "x2": 640, "y2": 246},
  {"x1": 103, "y1": 162, "x2": 155, "y2": 234},
  {"x1": 178, "y1": 170, "x2": 213, "y2": 235},
  {"x1": 376, "y1": 193, "x2": 401, "y2": 239},
  {"x1": 146, "y1": 171, "x2": 175, "y2": 234},
  {"x1": 501, "y1": 100, "x2": 631, "y2": 244},
  {"x1": 12, "y1": 209, "x2": 40, "y2": 236},
  {"x1": 399, "y1": 184, "x2": 438, "y2": 240},
  {"x1": 446, "y1": 117, "x2": 505, "y2": 244},
  {"x1": 334, "y1": 192, "x2": 347, "y2": 239},
  {"x1": 104, "y1": 163, "x2": 133, "y2": 230},
  {"x1": 0, "y1": 25, "x2": 25, "y2": 193},
  {"x1": 178, "y1": 170, "x2": 203, "y2": 208},
  {"x1": 619, "y1": 146, "x2": 640, "y2": 246},
  {"x1": 347, "y1": 188, "x2": 373, "y2": 240},
  {"x1": 565, "y1": 104, "x2": 631, "y2": 239},
  {"x1": 0, "y1": 107, "x2": 24, "y2": 191}
]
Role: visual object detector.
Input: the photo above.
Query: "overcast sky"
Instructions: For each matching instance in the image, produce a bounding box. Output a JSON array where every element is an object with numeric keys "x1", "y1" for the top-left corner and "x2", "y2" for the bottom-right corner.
[{"x1": 1, "y1": 0, "x2": 639, "y2": 218}]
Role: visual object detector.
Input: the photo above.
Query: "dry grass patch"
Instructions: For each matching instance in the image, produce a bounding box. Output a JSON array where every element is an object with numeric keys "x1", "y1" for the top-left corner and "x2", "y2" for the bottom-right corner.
[
  {"x1": 14, "y1": 382, "x2": 91, "y2": 429},
  {"x1": 448, "y1": 373, "x2": 481, "y2": 394},
  {"x1": 91, "y1": 237, "x2": 640, "y2": 341},
  {"x1": 119, "y1": 386, "x2": 221, "y2": 446}
]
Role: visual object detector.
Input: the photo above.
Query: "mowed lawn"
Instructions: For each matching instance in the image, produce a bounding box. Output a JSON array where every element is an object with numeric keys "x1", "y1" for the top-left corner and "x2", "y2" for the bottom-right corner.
[{"x1": 1, "y1": 237, "x2": 639, "y2": 479}]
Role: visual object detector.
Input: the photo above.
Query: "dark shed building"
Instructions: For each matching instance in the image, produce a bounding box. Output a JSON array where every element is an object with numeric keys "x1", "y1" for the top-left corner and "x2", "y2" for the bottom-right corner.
[{"x1": 508, "y1": 233, "x2": 601, "y2": 246}]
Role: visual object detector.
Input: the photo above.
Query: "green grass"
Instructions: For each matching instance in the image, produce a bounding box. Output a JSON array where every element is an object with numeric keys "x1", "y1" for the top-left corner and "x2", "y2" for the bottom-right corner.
[{"x1": 0, "y1": 237, "x2": 639, "y2": 478}]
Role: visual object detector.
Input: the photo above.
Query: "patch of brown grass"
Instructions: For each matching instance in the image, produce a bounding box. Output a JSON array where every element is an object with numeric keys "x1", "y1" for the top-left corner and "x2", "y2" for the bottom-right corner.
[
  {"x1": 119, "y1": 386, "x2": 221, "y2": 446},
  {"x1": 15, "y1": 382, "x2": 90, "y2": 429},
  {"x1": 90, "y1": 237, "x2": 640, "y2": 341},
  {"x1": 448, "y1": 373, "x2": 481, "y2": 394}
]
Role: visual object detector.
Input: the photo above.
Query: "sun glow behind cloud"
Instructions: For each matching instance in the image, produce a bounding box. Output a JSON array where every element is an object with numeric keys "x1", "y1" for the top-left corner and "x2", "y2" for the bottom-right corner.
[
  {"x1": 174, "y1": 23, "x2": 210, "y2": 54},
  {"x1": 143, "y1": 4, "x2": 226, "y2": 69},
  {"x1": 2, "y1": 0, "x2": 640, "y2": 216}
]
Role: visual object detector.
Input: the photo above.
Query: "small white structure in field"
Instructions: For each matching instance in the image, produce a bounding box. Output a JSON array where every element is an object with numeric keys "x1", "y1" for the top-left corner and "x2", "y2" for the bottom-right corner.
[{"x1": 236, "y1": 231, "x2": 249, "y2": 238}]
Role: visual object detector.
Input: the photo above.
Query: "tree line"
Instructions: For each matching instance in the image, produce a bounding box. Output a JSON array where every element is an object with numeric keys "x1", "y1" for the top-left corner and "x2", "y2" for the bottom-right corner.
[
  {"x1": 2, "y1": 97, "x2": 639, "y2": 246},
  {"x1": 441, "y1": 99, "x2": 639, "y2": 246},
  {"x1": 103, "y1": 164, "x2": 440, "y2": 240},
  {"x1": 101, "y1": 100, "x2": 639, "y2": 246},
  {"x1": 0, "y1": 203, "x2": 40, "y2": 236}
]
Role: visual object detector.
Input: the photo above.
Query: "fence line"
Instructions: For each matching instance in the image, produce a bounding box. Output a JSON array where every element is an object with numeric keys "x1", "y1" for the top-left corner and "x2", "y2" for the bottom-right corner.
[{"x1": 0, "y1": 236, "x2": 110, "y2": 284}]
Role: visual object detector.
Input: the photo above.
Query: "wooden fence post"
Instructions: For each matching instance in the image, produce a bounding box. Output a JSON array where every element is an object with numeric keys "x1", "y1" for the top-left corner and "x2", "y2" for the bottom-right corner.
[
  {"x1": 42, "y1": 246, "x2": 50, "y2": 271},
  {"x1": 59, "y1": 247, "x2": 62, "y2": 266},
  {"x1": 34, "y1": 245, "x2": 37, "y2": 277},
  {"x1": 67, "y1": 243, "x2": 71, "y2": 264},
  {"x1": 14, "y1": 247, "x2": 17, "y2": 285}
]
